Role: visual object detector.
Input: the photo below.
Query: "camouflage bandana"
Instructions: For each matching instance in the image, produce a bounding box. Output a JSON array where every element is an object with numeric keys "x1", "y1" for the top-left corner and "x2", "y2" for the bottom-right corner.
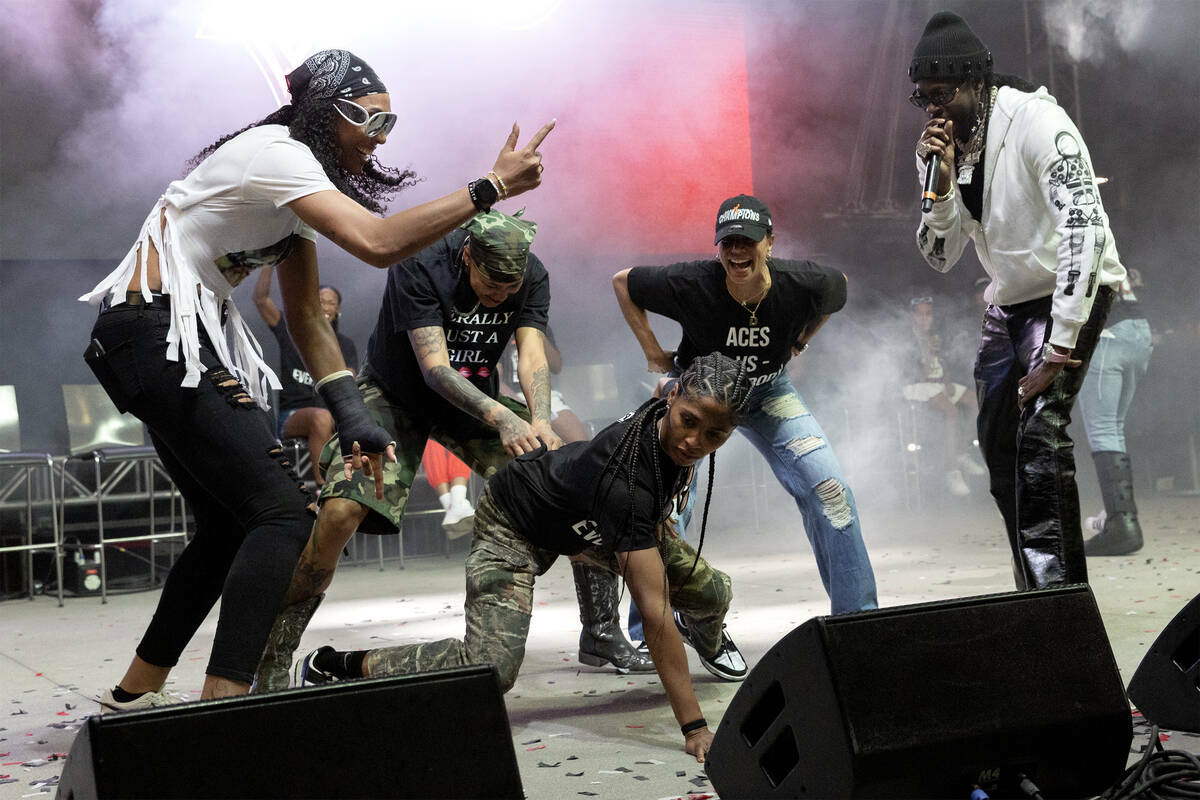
[{"x1": 461, "y1": 209, "x2": 538, "y2": 282}]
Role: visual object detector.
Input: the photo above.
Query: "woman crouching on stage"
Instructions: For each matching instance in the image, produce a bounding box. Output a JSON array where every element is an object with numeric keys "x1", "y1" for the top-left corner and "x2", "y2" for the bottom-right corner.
[{"x1": 295, "y1": 352, "x2": 751, "y2": 762}]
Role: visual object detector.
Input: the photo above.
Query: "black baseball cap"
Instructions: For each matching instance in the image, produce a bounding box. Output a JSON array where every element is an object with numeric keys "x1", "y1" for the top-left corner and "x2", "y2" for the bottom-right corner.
[{"x1": 714, "y1": 195, "x2": 772, "y2": 245}]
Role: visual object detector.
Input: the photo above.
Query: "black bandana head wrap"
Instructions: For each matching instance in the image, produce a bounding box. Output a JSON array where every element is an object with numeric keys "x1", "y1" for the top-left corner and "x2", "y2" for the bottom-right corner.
[{"x1": 286, "y1": 50, "x2": 387, "y2": 103}]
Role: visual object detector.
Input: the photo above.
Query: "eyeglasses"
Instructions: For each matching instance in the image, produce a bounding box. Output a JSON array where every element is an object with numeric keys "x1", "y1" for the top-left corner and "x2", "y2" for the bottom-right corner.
[
  {"x1": 908, "y1": 84, "x2": 962, "y2": 109},
  {"x1": 333, "y1": 98, "x2": 398, "y2": 138},
  {"x1": 910, "y1": 296, "x2": 933, "y2": 306}
]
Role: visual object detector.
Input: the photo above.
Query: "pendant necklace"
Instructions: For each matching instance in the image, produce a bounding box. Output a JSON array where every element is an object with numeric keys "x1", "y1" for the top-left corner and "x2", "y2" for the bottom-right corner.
[
  {"x1": 957, "y1": 86, "x2": 996, "y2": 184},
  {"x1": 734, "y1": 277, "x2": 771, "y2": 327}
]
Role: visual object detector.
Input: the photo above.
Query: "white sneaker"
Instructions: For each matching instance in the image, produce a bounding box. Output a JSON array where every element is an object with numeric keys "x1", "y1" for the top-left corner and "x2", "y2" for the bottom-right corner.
[
  {"x1": 957, "y1": 454, "x2": 986, "y2": 477},
  {"x1": 97, "y1": 687, "x2": 186, "y2": 713},
  {"x1": 946, "y1": 469, "x2": 970, "y2": 497},
  {"x1": 442, "y1": 498, "x2": 476, "y2": 539},
  {"x1": 1085, "y1": 511, "x2": 1107, "y2": 534}
]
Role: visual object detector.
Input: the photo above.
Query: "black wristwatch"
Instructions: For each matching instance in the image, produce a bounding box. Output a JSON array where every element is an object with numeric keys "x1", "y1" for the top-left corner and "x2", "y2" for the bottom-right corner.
[{"x1": 468, "y1": 177, "x2": 499, "y2": 212}]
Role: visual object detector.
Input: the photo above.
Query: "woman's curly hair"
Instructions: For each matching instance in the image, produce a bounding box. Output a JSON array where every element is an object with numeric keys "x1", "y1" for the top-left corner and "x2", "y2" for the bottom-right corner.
[{"x1": 186, "y1": 93, "x2": 418, "y2": 214}]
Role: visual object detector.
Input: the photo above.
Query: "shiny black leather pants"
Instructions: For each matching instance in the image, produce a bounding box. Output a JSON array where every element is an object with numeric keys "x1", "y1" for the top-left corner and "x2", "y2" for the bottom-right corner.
[{"x1": 974, "y1": 288, "x2": 1113, "y2": 589}]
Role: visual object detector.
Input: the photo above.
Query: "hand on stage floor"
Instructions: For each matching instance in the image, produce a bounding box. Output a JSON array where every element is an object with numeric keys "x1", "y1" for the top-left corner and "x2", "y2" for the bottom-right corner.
[{"x1": 685, "y1": 727, "x2": 714, "y2": 763}]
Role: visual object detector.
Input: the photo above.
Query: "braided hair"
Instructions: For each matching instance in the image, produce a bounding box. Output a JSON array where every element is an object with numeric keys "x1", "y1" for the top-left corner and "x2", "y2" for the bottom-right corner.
[
  {"x1": 595, "y1": 352, "x2": 752, "y2": 619},
  {"x1": 185, "y1": 93, "x2": 417, "y2": 214},
  {"x1": 671, "y1": 352, "x2": 753, "y2": 588}
]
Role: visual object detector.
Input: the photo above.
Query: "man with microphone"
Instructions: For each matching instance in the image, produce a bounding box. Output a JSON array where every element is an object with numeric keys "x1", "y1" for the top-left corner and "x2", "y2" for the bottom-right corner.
[{"x1": 909, "y1": 11, "x2": 1125, "y2": 589}]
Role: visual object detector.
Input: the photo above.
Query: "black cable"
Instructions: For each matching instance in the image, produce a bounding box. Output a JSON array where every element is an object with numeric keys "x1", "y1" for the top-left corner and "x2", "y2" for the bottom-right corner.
[{"x1": 1101, "y1": 725, "x2": 1200, "y2": 800}]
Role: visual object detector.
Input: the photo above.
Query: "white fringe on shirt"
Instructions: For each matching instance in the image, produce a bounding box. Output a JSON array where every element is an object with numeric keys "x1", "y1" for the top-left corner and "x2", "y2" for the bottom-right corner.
[{"x1": 78, "y1": 197, "x2": 281, "y2": 410}]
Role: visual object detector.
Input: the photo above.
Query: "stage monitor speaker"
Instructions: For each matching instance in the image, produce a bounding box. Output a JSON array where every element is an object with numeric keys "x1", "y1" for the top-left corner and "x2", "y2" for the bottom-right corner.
[
  {"x1": 1128, "y1": 592, "x2": 1200, "y2": 733},
  {"x1": 56, "y1": 664, "x2": 522, "y2": 800},
  {"x1": 706, "y1": 585, "x2": 1132, "y2": 799}
]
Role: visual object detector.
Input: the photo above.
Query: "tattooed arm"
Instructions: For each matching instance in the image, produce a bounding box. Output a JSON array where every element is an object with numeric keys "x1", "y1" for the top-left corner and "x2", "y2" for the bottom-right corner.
[
  {"x1": 408, "y1": 326, "x2": 542, "y2": 456},
  {"x1": 513, "y1": 327, "x2": 564, "y2": 451}
]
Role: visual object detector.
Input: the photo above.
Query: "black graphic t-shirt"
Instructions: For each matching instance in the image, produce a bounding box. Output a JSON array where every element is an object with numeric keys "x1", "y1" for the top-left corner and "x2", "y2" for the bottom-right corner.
[
  {"x1": 489, "y1": 400, "x2": 685, "y2": 556},
  {"x1": 365, "y1": 229, "x2": 550, "y2": 410},
  {"x1": 627, "y1": 258, "x2": 846, "y2": 387},
  {"x1": 270, "y1": 318, "x2": 359, "y2": 412}
]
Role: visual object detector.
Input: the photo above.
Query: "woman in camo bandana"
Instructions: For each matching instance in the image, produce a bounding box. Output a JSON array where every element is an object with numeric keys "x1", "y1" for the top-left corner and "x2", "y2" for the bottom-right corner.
[{"x1": 83, "y1": 48, "x2": 554, "y2": 712}]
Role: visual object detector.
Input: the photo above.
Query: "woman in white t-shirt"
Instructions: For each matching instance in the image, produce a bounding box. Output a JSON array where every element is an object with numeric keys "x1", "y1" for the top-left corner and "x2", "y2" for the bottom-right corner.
[{"x1": 83, "y1": 49, "x2": 554, "y2": 711}]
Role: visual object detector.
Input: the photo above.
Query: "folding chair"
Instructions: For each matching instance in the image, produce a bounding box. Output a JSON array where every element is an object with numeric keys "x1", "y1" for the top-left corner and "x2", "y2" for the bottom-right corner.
[
  {"x1": 58, "y1": 384, "x2": 188, "y2": 602},
  {"x1": 0, "y1": 385, "x2": 63, "y2": 604}
]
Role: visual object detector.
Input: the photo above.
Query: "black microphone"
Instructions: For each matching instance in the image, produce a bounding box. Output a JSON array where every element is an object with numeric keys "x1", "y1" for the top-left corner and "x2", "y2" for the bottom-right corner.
[{"x1": 921, "y1": 153, "x2": 941, "y2": 212}]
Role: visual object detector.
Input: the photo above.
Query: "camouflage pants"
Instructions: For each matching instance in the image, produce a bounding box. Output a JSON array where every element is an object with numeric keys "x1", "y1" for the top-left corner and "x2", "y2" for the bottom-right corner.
[
  {"x1": 652, "y1": 529, "x2": 732, "y2": 658},
  {"x1": 317, "y1": 376, "x2": 531, "y2": 535},
  {"x1": 570, "y1": 525, "x2": 732, "y2": 658},
  {"x1": 364, "y1": 488, "x2": 733, "y2": 689}
]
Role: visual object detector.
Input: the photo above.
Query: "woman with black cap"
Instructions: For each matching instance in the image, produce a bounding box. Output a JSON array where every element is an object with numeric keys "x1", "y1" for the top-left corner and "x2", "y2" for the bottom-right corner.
[
  {"x1": 613, "y1": 194, "x2": 878, "y2": 675},
  {"x1": 81, "y1": 49, "x2": 553, "y2": 710}
]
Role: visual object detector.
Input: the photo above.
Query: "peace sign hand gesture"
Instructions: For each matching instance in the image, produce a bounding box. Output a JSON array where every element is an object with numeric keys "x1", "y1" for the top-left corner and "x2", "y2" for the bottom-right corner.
[{"x1": 491, "y1": 119, "x2": 556, "y2": 198}]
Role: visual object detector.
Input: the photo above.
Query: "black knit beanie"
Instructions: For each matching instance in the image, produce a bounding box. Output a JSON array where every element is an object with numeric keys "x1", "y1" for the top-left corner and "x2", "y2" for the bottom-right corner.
[{"x1": 909, "y1": 11, "x2": 993, "y2": 82}]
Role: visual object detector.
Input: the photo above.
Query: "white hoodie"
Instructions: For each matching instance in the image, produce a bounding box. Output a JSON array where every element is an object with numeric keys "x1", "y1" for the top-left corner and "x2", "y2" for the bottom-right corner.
[{"x1": 916, "y1": 85, "x2": 1125, "y2": 349}]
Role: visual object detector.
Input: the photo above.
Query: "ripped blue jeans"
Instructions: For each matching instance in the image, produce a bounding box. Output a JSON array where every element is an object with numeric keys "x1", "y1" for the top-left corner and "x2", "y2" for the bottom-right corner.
[
  {"x1": 734, "y1": 373, "x2": 877, "y2": 613},
  {"x1": 630, "y1": 373, "x2": 876, "y2": 638}
]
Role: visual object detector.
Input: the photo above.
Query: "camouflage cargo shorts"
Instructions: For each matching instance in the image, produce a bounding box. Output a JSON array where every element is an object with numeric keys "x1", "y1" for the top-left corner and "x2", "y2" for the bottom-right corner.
[{"x1": 316, "y1": 376, "x2": 531, "y2": 535}]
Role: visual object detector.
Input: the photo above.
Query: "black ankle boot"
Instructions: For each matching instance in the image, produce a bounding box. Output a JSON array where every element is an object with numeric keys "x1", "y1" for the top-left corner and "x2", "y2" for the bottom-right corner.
[
  {"x1": 1085, "y1": 451, "x2": 1144, "y2": 556},
  {"x1": 572, "y1": 563, "x2": 655, "y2": 673}
]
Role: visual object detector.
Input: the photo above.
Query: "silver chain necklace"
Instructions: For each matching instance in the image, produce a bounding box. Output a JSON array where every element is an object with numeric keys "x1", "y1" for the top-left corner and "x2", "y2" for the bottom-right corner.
[{"x1": 957, "y1": 86, "x2": 997, "y2": 184}]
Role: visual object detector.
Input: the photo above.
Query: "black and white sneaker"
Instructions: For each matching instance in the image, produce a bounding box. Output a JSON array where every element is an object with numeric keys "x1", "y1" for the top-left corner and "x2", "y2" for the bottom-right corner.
[
  {"x1": 294, "y1": 646, "x2": 339, "y2": 687},
  {"x1": 674, "y1": 611, "x2": 747, "y2": 682},
  {"x1": 698, "y1": 628, "x2": 748, "y2": 681}
]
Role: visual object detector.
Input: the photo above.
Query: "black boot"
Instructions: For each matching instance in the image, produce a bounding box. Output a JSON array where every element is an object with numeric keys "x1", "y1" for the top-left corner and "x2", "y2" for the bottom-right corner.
[
  {"x1": 572, "y1": 563, "x2": 655, "y2": 673},
  {"x1": 1085, "y1": 451, "x2": 1144, "y2": 556}
]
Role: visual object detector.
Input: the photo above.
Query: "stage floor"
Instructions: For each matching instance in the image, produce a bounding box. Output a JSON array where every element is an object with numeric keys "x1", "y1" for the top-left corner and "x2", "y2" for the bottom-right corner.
[{"x1": 2, "y1": 491, "x2": 1197, "y2": 799}]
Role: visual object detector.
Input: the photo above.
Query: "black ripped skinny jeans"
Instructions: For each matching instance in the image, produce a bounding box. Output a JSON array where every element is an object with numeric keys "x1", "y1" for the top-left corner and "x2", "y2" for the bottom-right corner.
[{"x1": 85, "y1": 301, "x2": 312, "y2": 683}]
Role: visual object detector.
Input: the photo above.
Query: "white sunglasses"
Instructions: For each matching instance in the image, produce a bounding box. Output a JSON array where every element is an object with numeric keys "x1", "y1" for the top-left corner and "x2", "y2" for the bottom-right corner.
[{"x1": 333, "y1": 98, "x2": 398, "y2": 138}]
